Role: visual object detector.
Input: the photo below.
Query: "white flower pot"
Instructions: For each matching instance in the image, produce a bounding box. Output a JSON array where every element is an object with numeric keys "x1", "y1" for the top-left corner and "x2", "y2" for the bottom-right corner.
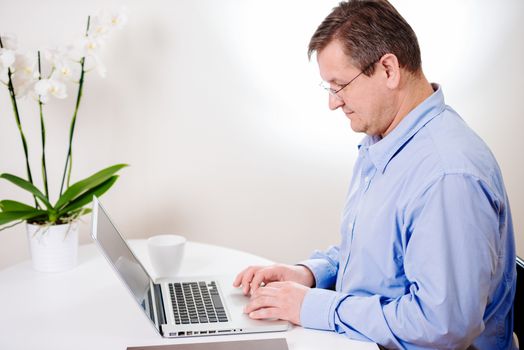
[{"x1": 26, "y1": 222, "x2": 79, "y2": 273}]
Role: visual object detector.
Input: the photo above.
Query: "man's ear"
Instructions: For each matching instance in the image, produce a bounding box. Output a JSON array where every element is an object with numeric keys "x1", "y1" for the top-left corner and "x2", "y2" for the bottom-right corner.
[{"x1": 378, "y1": 53, "x2": 401, "y2": 89}]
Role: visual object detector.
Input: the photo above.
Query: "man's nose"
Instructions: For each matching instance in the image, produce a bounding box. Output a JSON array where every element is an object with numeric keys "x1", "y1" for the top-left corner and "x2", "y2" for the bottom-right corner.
[{"x1": 328, "y1": 94, "x2": 344, "y2": 110}]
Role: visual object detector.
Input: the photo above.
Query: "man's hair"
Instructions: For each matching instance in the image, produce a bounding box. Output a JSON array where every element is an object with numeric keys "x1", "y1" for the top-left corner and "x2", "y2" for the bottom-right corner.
[{"x1": 308, "y1": 0, "x2": 422, "y2": 76}]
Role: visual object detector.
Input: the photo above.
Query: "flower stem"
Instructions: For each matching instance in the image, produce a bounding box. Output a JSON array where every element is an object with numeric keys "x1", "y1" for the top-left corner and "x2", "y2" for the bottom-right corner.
[
  {"x1": 37, "y1": 51, "x2": 50, "y2": 200},
  {"x1": 59, "y1": 16, "x2": 90, "y2": 197},
  {"x1": 0, "y1": 36, "x2": 39, "y2": 208}
]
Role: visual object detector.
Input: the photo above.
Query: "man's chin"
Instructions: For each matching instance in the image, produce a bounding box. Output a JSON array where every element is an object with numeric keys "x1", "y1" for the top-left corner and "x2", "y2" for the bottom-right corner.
[{"x1": 349, "y1": 120, "x2": 365, "y2": 133}]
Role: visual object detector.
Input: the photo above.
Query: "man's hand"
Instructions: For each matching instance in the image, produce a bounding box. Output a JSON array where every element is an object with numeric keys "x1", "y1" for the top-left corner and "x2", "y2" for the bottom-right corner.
[
  {"x1": 233, "y1": 264, "x2": 315, "y2": 296},
  {"x1": 243, "y1": 281, "x2": 309, "y2": 325}
]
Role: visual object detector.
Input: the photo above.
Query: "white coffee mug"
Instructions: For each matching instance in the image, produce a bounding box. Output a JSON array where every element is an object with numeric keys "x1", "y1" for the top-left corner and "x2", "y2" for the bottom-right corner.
[{"x1": 147, "y1": 234, "x2": 186, "y2": 278}]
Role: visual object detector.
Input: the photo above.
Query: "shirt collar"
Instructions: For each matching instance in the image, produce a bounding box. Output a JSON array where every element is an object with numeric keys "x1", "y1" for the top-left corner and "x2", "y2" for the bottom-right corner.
[{"x1": 358, "y1": 83, "x2": 446, "y2": 173}]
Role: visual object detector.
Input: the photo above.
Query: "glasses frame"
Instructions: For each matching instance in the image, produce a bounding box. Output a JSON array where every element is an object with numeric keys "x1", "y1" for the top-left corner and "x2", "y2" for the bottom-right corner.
[{"x1": 320, "y1": 60, "x2": 378, "y2": 100}]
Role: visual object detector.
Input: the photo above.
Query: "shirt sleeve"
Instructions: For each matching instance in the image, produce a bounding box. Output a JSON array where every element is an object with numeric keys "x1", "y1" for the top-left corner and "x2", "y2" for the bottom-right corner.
[
  {"x1": 300, "y1": 173, "x2": 502, "y2": 349},
  {"x1": 298, "y1": 245, "x2": 340, "y2": 289}
]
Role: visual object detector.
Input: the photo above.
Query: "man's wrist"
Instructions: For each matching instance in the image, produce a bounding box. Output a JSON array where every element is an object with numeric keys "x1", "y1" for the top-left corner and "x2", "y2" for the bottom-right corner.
[{"x1": 295, "y1": 264, "x2": 316, "y2": 287}]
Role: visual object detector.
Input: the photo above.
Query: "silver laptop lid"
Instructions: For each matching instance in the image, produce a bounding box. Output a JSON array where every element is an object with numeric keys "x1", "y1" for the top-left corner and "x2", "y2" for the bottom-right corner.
[{"x1": 91, "y1": 197, "x2": 161, "y2": 333}]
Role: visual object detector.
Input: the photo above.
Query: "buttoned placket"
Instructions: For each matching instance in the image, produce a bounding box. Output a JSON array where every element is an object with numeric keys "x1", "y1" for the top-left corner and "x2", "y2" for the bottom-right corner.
[{"x1": 337, "y1": 146, "x2": 377, "y2": 291}]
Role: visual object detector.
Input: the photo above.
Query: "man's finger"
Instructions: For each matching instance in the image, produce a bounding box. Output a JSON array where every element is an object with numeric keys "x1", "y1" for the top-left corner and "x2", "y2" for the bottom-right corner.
[
  {"x1": 240, "y1": 272, "x2": 253, "y2": 295},
  {"x1": 264, "y1": 281, "x2": 284, "y2": 287},
  {"x1": 240, "y1": 267, "x2": 261, "y2": 295},
  {"x1": 250, "y1": 268, "x2": 275, "y2": 295},
  {"x1": 233, "y1": 268, "x2": 249, "y2": 287},
  {"x1": 248, "y1": 307, "x2": 280, "y2": 320},
  {"x1": 244, "y1": 295, "x2": 277, "y2": 314},
  {"x1": 250, "y1": 285, "x2": 279, "y2": 299}
]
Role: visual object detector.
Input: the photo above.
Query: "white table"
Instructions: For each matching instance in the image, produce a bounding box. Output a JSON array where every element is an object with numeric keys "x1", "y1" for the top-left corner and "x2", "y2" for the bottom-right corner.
[{"x1": 0, "y1": 240, "x2": 378, "y2": 350}]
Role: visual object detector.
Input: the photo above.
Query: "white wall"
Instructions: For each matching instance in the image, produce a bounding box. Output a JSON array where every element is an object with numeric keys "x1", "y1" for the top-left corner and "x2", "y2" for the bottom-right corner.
[{"x1": 1, "y1": 0, "x2": 523, "y2": 270}]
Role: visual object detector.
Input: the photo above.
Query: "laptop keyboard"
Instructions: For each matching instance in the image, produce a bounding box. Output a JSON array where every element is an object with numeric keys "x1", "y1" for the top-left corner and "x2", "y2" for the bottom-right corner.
[{"x1": 169, "y1": 281, "x2": 229, "y2": 324}]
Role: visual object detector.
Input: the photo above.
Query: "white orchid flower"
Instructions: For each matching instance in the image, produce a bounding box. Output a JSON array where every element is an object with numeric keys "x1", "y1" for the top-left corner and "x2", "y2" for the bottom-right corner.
[
  {"x1": 70, "y1": 9, "x2": 127, "y2": 79},
  {"x1": 12, "y1": 73, "x2": 36, "y2": 97},
  {"x1": 61, "y1": 43, "x2": 84, "y2": 62},
  {"x1": 89, "y1": 9, "x2": 127, "y2": 38},
  {"x1": 44, "y1": 47, "x2": 72, "y2": 65},
  {"x1": 34, "y1": 78, "x2": 67, "y2": 103},
  {"x1": 0, "y1": 48, "x2": 15, "y2": 78},
  {"x1": 12, "y1": 53, "x2": 37, "y2": 76},
  {"x1": 43, "y1": 47, "x2": 81, "y2": 82},
  {"x1": 88, "y1": 17, "x2": 111, "y2": 39},
  {"x1": 83, "y1": 54, "x2": 106, "y2": 78},
  {"x1": 51, "y1": 61, "x2": 80, "y2": 82},
  {"x1": 11, "y1": 53, "x2": 39, "y2": 97},
  {"x1": 0, "y1": 33, "x2": 17, "y2": 50},
  {"x1": 77, "y1": 36, "x2": 105, "y2": 58},
  {"x1": 74, "y1": 35, "x2": 108, "y2": 78},
  {"x1": 106, "y1": 10, "x2": 127, "y2": 30}
]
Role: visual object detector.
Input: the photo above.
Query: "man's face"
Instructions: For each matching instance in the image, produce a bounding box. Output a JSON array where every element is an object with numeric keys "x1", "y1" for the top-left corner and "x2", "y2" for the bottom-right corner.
[{"x1": 317, "y1": 40, "x2": 397, "y2": 137}]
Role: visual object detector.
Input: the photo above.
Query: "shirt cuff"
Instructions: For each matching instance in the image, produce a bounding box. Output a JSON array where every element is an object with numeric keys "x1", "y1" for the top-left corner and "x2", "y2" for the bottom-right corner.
[
  {"x1": 298, "y1": 259, "x2": 337, "y2": 289},
  {"x1": 300, "y1": 287, "x2": 339, "y2": 331}
]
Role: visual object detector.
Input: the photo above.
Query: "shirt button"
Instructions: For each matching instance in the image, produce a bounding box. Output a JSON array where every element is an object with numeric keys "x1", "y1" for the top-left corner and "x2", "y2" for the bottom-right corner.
[{"x1": 364, "y1": 176, "x2": 370, "y2": 183}]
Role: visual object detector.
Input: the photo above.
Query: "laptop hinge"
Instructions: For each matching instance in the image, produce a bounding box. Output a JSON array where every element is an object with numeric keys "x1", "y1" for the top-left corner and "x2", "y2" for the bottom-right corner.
[{"x1": 153, "y1": 283, "x2": 167, "y2": 328}]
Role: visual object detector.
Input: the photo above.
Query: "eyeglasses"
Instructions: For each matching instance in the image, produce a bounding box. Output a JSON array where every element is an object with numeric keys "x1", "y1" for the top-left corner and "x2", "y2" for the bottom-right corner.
[{"x1": 319, "y1": 60, "x2": 377, "y2": 100}]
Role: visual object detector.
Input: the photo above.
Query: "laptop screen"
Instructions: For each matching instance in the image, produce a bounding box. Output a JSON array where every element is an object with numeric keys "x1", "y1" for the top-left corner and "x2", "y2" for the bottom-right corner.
[{"x1": 91, "y1": 198, "x2": 159, "y2": 332}]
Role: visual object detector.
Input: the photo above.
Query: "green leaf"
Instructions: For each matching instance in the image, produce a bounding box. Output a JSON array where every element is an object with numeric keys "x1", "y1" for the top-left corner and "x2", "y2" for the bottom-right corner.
[
  {"x1": 0, "y1": 200, "x2": 36, "y2": 212},
  {"x1": 55, "y1": 164, "x2": 127, "y2": 210},
  {"x1": 70, "y1": 207, "x2": 92, "y2": 216},
  {"x1": 0, "y1": 173, "x2": 52, "y2": 210},
  {"x1": 0, "y1": 210, "x2": 47, "y2": 226},
  {"x1": 58, "y1": 175, "x2": 119, "y2": 216}
]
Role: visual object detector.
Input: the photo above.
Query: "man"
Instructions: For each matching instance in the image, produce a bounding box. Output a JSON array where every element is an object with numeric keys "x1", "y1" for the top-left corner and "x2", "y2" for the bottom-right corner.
[{"x1": 233, "y1": 1, "x2": 518, "y2": 349}]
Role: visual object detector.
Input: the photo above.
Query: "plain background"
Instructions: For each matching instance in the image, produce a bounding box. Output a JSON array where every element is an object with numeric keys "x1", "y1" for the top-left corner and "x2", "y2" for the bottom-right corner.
[{"x1": 0, "y1": 0, "x2": 523, "y2": 270}]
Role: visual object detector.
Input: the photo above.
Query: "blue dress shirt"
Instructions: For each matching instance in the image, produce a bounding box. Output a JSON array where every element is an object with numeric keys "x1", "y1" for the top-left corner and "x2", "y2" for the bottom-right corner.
[{"x1": 299, "y1": 85, "x2": 517, "y2": 349}]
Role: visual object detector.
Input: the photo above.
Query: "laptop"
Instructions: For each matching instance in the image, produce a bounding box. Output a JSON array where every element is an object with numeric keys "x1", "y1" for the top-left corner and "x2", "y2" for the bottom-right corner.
[{"x1": 90, "y1": 197, "x2": 289, "y2": 338}]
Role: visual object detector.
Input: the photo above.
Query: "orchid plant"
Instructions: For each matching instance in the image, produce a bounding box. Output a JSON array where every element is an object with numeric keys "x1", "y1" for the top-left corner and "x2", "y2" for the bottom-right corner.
[{"x1": 0, "y1": 10, "x2": 128, "y2": 230}]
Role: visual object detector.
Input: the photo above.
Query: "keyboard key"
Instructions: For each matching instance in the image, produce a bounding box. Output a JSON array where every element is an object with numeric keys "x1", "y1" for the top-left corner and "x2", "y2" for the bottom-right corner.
[
  {"x1": 169, "y1": 281, "x2": 228, "y2": 325},
  {"x1": 211, "y1": 294, "x2": 224, "y2": 309}
]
